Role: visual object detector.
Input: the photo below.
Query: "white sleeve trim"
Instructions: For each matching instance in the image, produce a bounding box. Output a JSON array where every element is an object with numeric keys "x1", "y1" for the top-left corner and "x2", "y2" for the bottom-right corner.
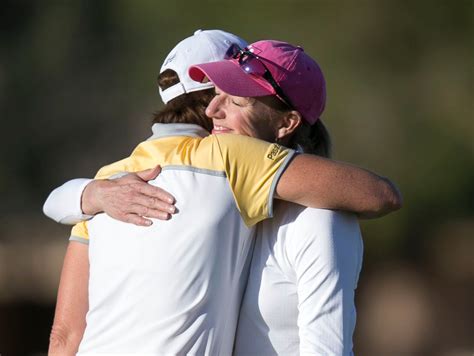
[{"x1": 43, "y1": 178, "x2": 94, "y2": 225}]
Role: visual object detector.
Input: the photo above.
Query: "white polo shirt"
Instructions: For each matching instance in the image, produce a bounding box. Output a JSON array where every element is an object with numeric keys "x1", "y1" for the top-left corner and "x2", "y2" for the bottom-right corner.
[
  {"x1": 69, "y1": 124, "x2": 295, "y2": 355},
  {"x1": 234, "y1": 202, "x2": 363, "y2": 355}
]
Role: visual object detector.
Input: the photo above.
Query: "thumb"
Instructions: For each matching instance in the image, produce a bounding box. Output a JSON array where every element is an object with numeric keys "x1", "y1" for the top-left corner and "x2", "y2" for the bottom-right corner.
[{"x1": 136, "y1": 165, "x2": 162, "y2": 181}]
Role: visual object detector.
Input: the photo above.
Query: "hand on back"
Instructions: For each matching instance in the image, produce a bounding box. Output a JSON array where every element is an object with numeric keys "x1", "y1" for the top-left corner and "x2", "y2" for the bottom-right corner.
[{"x1": 81, "y1": 165, "x2": 176, "y2": 226}]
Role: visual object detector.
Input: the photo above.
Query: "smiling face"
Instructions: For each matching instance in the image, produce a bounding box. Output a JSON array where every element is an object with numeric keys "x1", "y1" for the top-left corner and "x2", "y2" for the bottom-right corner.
[{"x1": 205, "y1": 86, "x2": 283, "y2": 142}]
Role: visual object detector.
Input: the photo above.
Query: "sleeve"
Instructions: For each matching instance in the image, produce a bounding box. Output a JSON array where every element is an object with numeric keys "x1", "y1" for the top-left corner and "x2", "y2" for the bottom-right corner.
[
  {"x1": 43, "y1": 178, "x2": 94, "y2": 224},
  {"x1": 287, "y1": 210, "x2": 363, "y2": 355},
  {"x1": 70, "y1": 221, "x2": 90, "y2": 245},
  {"x1": 94, "y1": 140, "x2": 163, "y2": 179},
  {"x1": 213, "y1": 134, "x2": 296, "y2": 226}
]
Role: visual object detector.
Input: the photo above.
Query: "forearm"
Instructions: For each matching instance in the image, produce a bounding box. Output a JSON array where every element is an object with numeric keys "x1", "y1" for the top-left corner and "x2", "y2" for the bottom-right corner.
[
  {"x1": 49, "y1": 325, "x2": 84, "y2": 356},
  {"x1": 43, "y1": 179, "x2": 94, "y2": 224},
  {"x1": 49, "y1": 241, "x2": 89, "y2": 355},
  {"x1": 276, "y1": 154, "x2": 402, "y2": 218},
  {"x1": 357, "y1": 175, "x2": 402, "y2": 218}
]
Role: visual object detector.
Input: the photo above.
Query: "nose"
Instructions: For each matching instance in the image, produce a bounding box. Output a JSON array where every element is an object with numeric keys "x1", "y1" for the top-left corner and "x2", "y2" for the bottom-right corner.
[{"x1": 206, "y1": 94, "x2": 224, "y2": 120}]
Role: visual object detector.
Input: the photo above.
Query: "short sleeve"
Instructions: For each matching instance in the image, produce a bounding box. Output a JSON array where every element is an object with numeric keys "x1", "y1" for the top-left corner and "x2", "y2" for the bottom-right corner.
[
  {"x1": 212, "y1": 134, "x2": 296, "y2": 226},
  {"x1": 94, "y1": 143, "x2": 155, "y2": 179},
  {"x1": 70, "y1": 221, "x2": 90, "y2": 245}
]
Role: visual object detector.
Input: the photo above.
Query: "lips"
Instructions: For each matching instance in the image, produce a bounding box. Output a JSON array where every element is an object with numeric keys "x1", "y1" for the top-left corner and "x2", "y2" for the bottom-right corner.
[{"x1": 212, "y1": 125, "x2": 233, "y2": 134}]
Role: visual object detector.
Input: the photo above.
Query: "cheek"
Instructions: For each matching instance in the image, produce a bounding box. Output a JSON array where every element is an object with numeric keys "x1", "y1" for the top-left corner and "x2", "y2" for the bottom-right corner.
[
  {"x1": 222, "y1": 110, "x2": 247, "y2": 131},
  {"x1": 237, "y1": 123, "x2": 256, "y2": 137},
  {"x1": 234, "y1": 113, "x2": 259, "y2": 137},
  {"x1": 243, "y1": 114, "x2": 275, "y2": 141}
]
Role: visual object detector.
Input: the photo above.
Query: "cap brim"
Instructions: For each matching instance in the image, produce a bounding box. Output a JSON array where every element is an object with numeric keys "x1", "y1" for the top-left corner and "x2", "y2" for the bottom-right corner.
[{"x1": 189, "y1": 60, "x2": 276, "y2": 98}]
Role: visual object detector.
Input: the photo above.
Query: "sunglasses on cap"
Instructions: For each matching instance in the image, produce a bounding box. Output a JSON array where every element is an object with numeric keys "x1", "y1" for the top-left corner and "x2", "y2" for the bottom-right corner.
[{"x1": 225, "y1": 44, "x2": 294, "y2": 109}]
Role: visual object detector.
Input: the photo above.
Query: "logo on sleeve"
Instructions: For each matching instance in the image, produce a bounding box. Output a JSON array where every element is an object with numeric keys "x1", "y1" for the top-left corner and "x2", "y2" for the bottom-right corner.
[{"x1": 267, "y1": 144, "x2": 283, "y2": 160}]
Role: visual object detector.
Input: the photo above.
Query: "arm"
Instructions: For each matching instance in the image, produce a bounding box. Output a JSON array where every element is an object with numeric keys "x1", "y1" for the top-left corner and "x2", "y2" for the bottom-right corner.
[
  {"x1": 288, "y1": 210, "x2": 363, "y2": 354},
  {"x1": 43, "y1": 165, "x2": 176, "y2": 226},
  {"x1": 49, "y1": 242, "x2": 89, "y2": 356},
  {"x1": 276, "y1": 154, "x2": 402, "y2": 218},
  {"x1": 214, "y1": 135, "x2": 401, "y2": 224}
]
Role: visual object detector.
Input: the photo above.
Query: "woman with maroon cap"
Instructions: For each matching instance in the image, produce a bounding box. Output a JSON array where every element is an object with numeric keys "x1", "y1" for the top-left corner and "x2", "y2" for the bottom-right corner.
[{"x1": 189, "y1": 40, "x2": 369, "y2": 355}]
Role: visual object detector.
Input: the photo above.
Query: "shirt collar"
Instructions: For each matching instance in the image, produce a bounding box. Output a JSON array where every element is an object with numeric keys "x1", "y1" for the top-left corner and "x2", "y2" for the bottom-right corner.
[{"x1": 147, "y1": 123, "x2": 210, "y2": 141}]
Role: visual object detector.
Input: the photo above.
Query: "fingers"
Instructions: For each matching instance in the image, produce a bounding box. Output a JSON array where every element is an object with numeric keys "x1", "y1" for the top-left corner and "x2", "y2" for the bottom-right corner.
[
  {"x1": 121, "y1": 188, "x2": 176, "y2": 216},
  {"x1": 120, "y1": 208, "x2": 171, "y2": 226},
  {"x1": 123, "y1": 172, "x2": 176, "y2": 205},
  {"x1": 143, "y1": 196, "x2": 176, "y2": 215},
  {"x1": 123, "y1": 213, "x2": 154, "y2": 227},
  {"x1": 128, "y1": 202, "x2": 173, "y2": 220},
  {"x1": 136, "y1": 183, "x2": 175, "y2": 205},
  {"x1": 94, "y1": 169, "x2": 177, "y2": 226},
  {"x1": 110, "y1": 208, "x2": 171, "y2": 227}
]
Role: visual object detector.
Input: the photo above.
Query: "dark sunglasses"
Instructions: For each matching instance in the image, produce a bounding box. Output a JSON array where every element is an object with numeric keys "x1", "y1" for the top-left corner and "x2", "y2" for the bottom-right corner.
[{"x1": 224, "y1": 44, "x2": 294, "y2": 109}]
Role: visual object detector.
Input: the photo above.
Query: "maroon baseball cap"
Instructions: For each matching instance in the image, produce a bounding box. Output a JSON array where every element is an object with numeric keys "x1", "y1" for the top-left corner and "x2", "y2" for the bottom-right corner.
[{"x1": 189, "y1": 40, "x2": 326, "y2": 124}]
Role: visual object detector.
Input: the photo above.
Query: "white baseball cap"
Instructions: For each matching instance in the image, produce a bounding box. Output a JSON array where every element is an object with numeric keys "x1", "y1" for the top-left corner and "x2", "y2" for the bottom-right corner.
[{"x1": 159, "y1": 29, "x2": 248, "y2": 104}]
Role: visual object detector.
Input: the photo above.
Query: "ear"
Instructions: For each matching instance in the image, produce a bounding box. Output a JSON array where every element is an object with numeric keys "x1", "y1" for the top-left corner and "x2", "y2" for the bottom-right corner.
[{"x1": 275, "y1": 111, "x2": 302, "y2": 141}]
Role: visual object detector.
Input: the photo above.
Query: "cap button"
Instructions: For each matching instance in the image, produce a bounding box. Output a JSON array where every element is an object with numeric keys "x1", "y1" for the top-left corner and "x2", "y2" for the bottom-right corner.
[{"x1": 194, "y1": 29, "x2": 203, "y2": 35}]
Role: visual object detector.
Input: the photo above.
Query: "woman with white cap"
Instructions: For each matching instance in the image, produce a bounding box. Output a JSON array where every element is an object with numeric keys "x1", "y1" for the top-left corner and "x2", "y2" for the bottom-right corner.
[
  {"x1": 45, "y1": 32, "x2": 401, "y2": 355},
  {"x1": 189, "y1": 40, "x2": 366, "y2": 355}
]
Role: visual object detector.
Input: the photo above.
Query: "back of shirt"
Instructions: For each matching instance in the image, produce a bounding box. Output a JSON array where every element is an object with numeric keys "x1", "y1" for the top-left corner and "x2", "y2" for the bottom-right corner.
[
  {"x1": 72, "y1": 133, "x2": 295, "y2": 355},
  {"x1": 81, "y1": 168, "x2": 255, "y2": 354}
]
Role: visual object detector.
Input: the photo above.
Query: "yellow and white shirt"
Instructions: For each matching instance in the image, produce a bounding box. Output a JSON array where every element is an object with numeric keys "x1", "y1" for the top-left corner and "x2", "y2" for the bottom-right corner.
[{"x1": 70, "y1": 124, "x2": 295, "y2": 355}]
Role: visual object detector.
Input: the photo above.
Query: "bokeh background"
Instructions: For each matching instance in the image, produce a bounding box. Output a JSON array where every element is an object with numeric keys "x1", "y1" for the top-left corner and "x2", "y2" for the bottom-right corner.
[{"x1": 1, "y1": 1, "x2": 473, "y2": 355}]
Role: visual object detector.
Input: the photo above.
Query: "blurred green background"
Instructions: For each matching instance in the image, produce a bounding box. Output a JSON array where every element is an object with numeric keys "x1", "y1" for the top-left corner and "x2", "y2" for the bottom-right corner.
[{"x1": 0, "y1": 0, "x2": 472, "y2": 354}]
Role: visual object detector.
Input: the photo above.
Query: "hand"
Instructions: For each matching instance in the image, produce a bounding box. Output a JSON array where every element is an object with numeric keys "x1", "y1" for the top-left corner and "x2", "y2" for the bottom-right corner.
[{"x1": 81, "y1": 165, "x2": 176, "y2": 226}]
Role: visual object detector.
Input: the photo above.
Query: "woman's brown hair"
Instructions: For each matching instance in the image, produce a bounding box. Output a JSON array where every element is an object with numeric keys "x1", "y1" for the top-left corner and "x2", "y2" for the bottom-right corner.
[
  {"x1": 152, "y1": 69, "x2": 214, "y2": 132},
  {"x1": 289, "y1": 119, "x2": 332, "y2": 158},
  {"x1": 257, "y1": 96, "x2": 332, "y2": 158}
]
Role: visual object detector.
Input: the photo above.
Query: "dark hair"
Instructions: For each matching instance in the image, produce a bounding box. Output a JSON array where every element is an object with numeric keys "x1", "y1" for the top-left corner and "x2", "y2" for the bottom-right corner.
[
  {"x1": 152, "y1": 69, "x2": 214, "y2": 132},
  {"x1": 256, "y1": 96, "x2": 332, "y2": 158},
  {"x1": 289, "y1": 119, "x2": 332, "y2": 158}
]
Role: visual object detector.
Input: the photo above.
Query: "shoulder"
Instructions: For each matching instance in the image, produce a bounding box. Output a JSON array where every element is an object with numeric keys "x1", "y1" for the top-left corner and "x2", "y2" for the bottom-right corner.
[
  {"x1": 205, "y1": 134, "x2": 291, "y2": 159},
  {"x1": 295, "y1": 208, "x2": 359, "y2": 229},
  {"x1": 272, "y1": 205, "x2": 360, "y2": 249},
  {"x1": 274, "y1": 204, "x2": 359, "y2": 234},
  {"x1": 206, "y1": 133, "x2": 267, "y2": 146},
  {"x1": 280, "y1": 207, "x2": 362, "y2": 269}
]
